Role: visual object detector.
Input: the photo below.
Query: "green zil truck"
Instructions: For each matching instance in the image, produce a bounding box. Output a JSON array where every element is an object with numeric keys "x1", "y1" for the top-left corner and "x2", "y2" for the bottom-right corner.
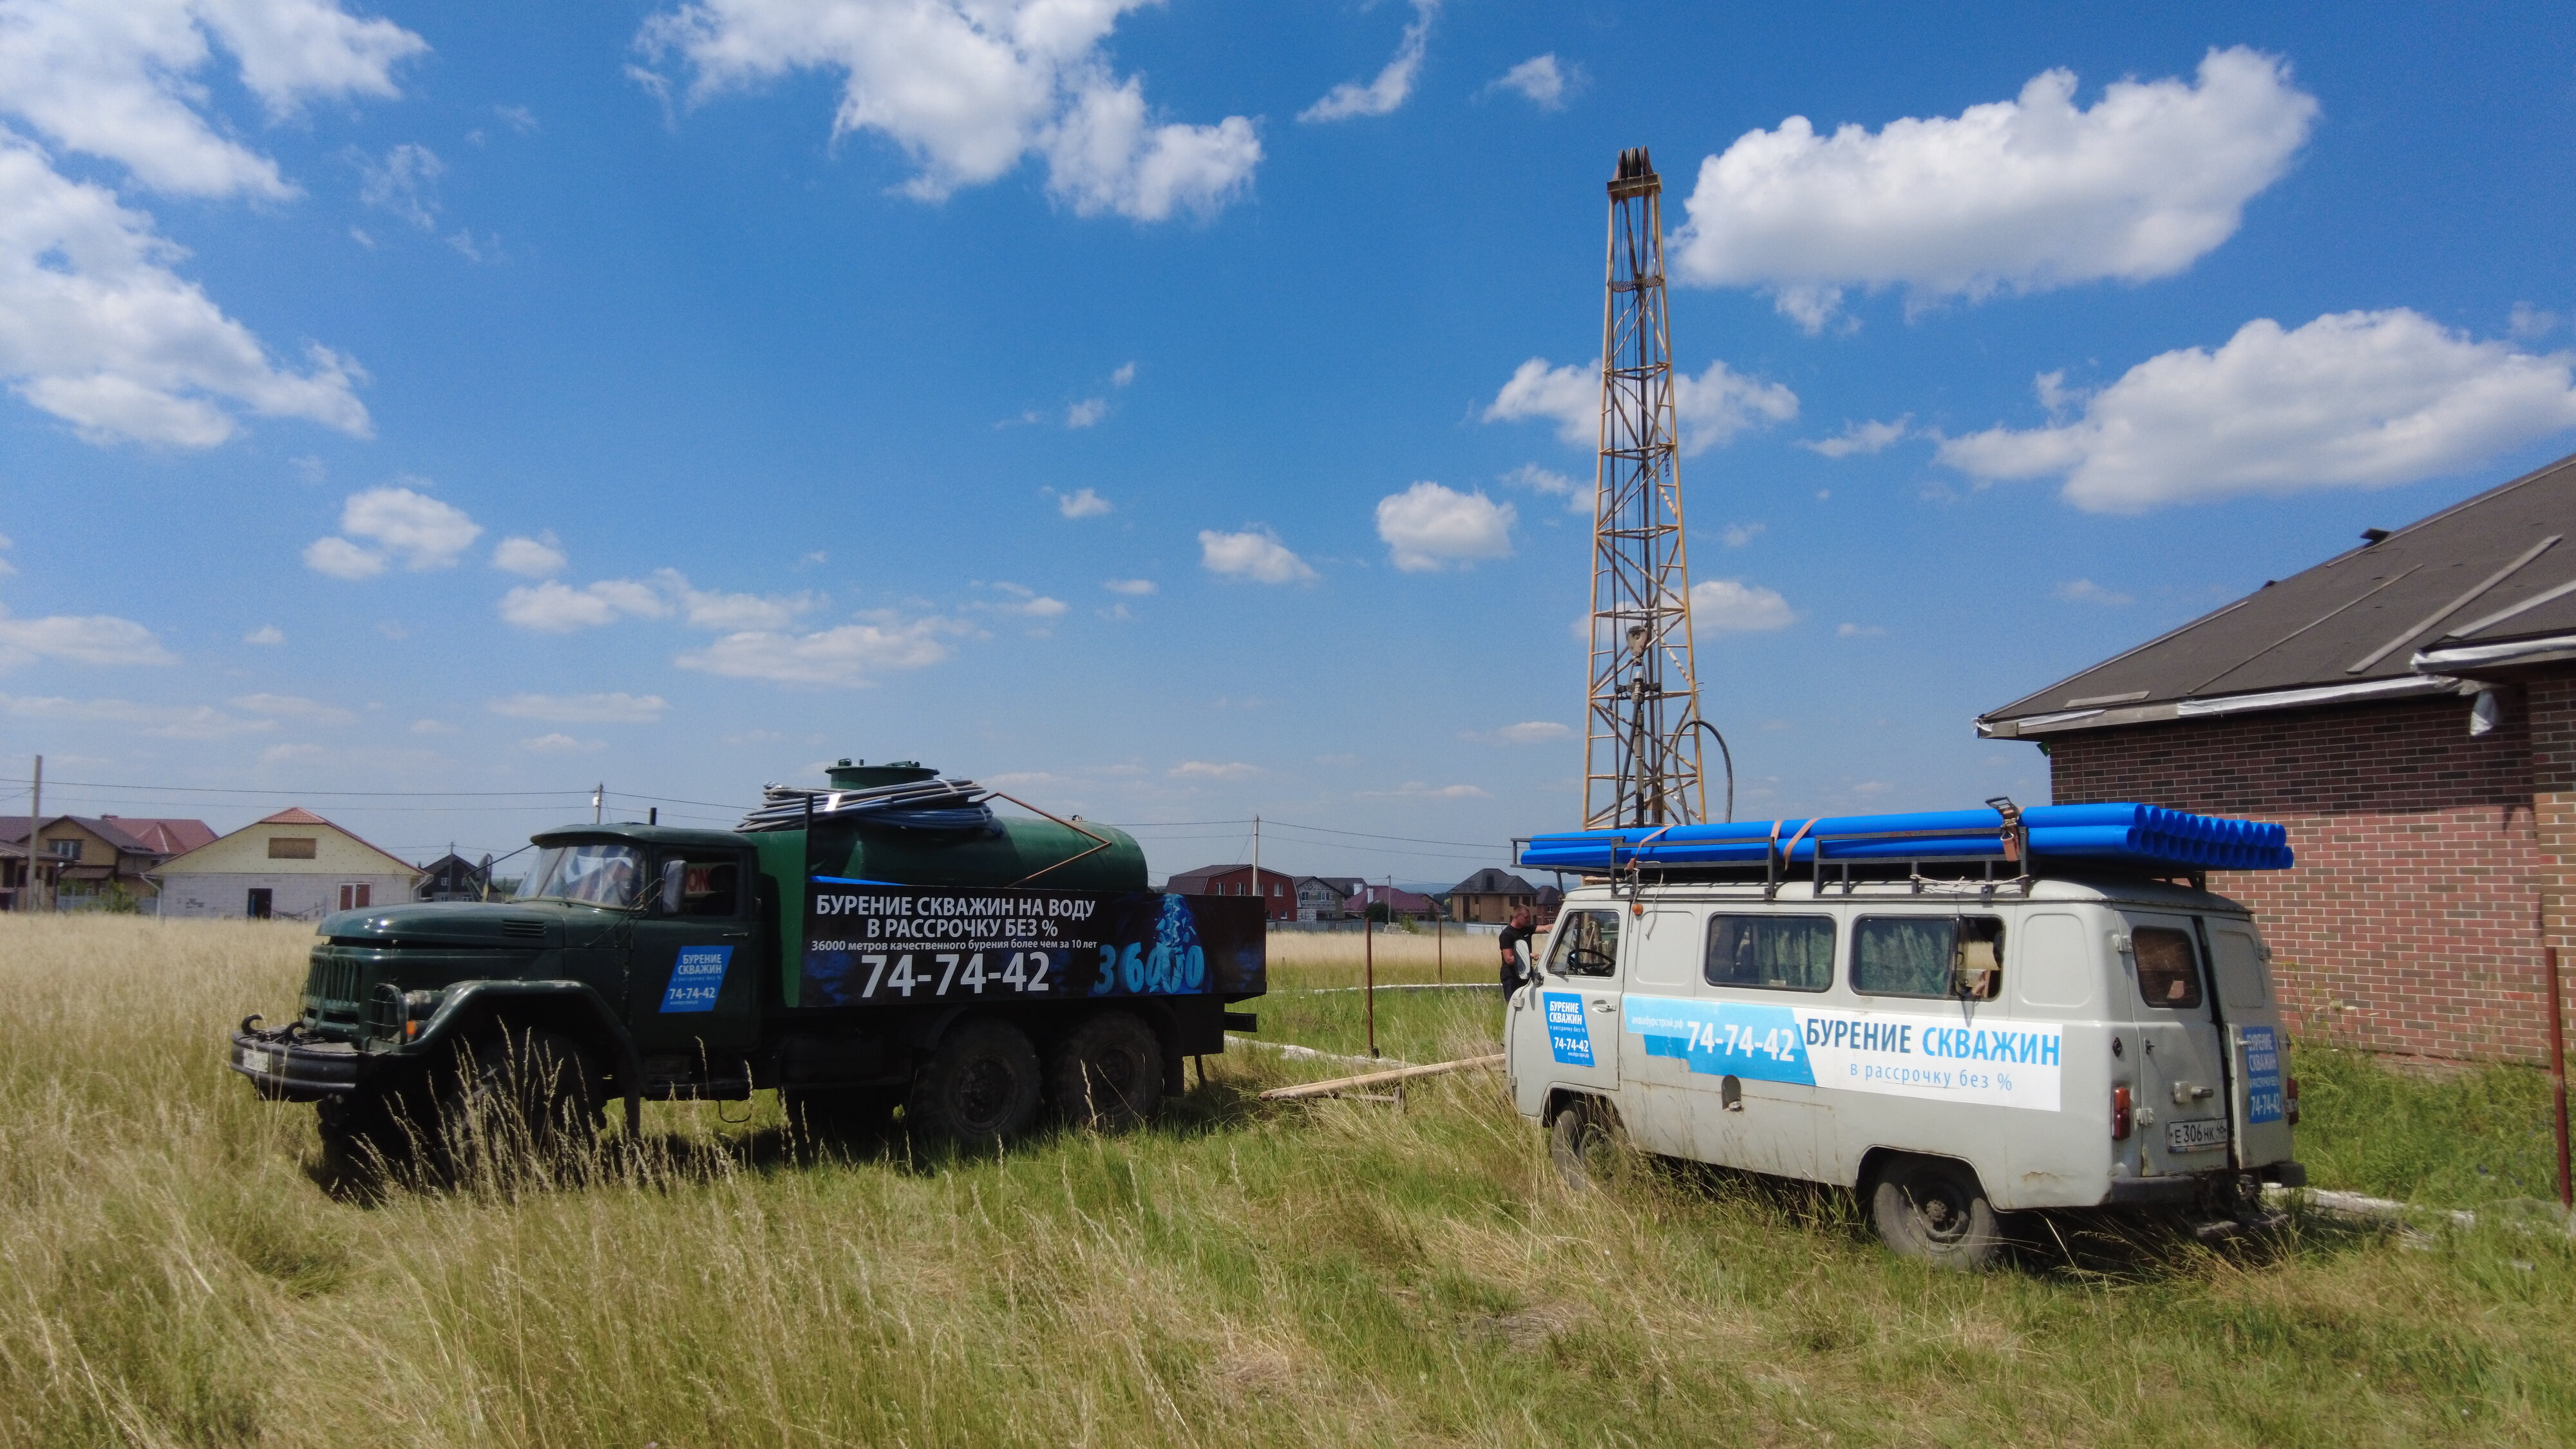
[{"x1": 226, "y1": 761, "x2": 1265, "y2": 1162}]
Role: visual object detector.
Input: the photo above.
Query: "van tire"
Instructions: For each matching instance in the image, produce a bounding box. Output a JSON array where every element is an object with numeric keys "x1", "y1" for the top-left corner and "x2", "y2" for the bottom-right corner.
[
  {"x1": 1870, "y1": 1155, "x2": 2004, "y2": 1270},
  {"x1": 908, "y1": 1019, "x2": 1043, "y2": 1147},
  {"x1": 1050, "y1": 1010, "x2": 1163, "y2": 1131},
  {"x1": 1548, "y1": 1101, "x2": 1619, "y2": 1190}
]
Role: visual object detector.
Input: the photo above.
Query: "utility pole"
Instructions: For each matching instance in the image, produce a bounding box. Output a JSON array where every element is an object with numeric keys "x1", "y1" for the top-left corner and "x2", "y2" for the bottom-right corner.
[
  {"x1": 28, "y1": 753, "x2": 43, "y2": 911},
  {"x1": 1250, "y1": 814, "x2": 1261, "y2": 925},
  {"x1": 1584, "y1": 146, "x2": 1710, "y2": 829},
  {"x1": 593, "y1": 782, "x2": 603, "y2": 824}
]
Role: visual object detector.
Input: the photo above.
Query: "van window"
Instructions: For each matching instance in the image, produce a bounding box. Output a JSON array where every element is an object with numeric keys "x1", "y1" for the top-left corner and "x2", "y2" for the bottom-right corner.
[
  {"x1": 2208, "y1": 927, "x2": 2269, "y2": 1010},
  {"x1": 1546, "y1": 909, "x2": 1621, "y2": 978},
  {"x1": 1703, "y1": 915, "x2": 1834, "y2": 991},
  {"x1": 2132, "y1": 927, "x2": 2204, "y2": 1009},
  {"x1": 1853, "y1": 916, "x2": 2005, "y2": 999}
]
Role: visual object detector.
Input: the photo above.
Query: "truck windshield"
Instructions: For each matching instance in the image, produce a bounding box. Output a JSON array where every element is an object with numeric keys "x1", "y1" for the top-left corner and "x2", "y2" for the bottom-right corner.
[{"x1": 516, "y1": 843, "x2": 646, "y2": 907}]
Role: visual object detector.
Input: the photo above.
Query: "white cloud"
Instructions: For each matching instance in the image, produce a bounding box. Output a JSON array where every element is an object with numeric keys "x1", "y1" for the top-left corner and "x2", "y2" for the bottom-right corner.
[
  {"x1": 1198, "y1": 527, "x2": 1315, "y2": 584},
  {"x1": 519, "y1": 732, "x2": 592, "y2": 753},
  {"x1": 0, "y1": 2, "x2": 415, "y2": 447},
  {"x1": 0, "y1": 692, "x2": 267, "y2": 738},
  {"x1": 1484, "y1": 53, "x2": 1579, "y2": 109},
  {"x1": 977, "y1": 581, "x2": 1068, "y2": 621},
  {"x1": 231, "y1": 692, "x2": 355, "y2": 724},
  {"x1": 498, "y1": 579, "x2": 665, "y2": 631},
  {"x1": 0, "y1": 605, "x2": 175, "y2": 668},
  {"x1": 305, "y1": 484, "x2": 480, "y2": 578},
  {"x1": 0, "y1": 0, "x2": 426, "y2": 199},
  {"x1": 2054, "y1": 579, "x2": 2134, "y2": 606},
  {"x1": 1835, "y1": 622, "x2": 1886, "y2": 638},
  {"x1": 492, "y1": 533, "x2": 568, "y2": 577},
  {"x1": 2509, "y1": 303, "x2": 2560, "y2": 342},
  {"x1": 301, "y1": 535, "x2": 383, "y2": 579},
  {"x1": 495, "y1": 104, "x2": 537, "y2": 135},
  {"x1": 1671, "y1": 48, "x2": 2316, "y2": 331},
  {"x1": 1690, "y1": 578, "x2": 1795, "y2": 633},
  {"x1": 1484, "y1": 355, "x2": 1795, "y2": 455},
  {"x1": 1110, "y1": 361, "x2": 1135, "y2": 387},
  {"x1": 1065, "y1": 398, "x2": 1107, "y2": 428},
  {"x1": 1374, "y1": 481, "x2": 1515, "y2": 572},
  {"x1": 1102, "y1": 578, "x2": 1155, "y2": 596},
  {"x1": 1057, "y1": 486, "x2": 1112, "y2": 518},
  {"x1": 1499, "y1": 461, "x2": 1587, "y2": 513},
  {"x1": 409, "y1": 717, "x2": 456, "y2": 734},
  {"x1": 1301, "y1": 0, "x2": 1436, "y2": 122},
  {"x1": 1936, "y1": 309, "x2": 2576, "y2": 512},
  {"x1": 0, "y1": 134, "x2": 375, "y2": 447},
  {"x1": 243, "y1": 624, "x2": 284, "y2": 645},
  {"x1": 355, "y1": 142, "x2": 442, "y2": 227},
  {"x1": 638, "y1": 0, "x2": 1259, "y2": 222},
  {"x1": 489, "y1": 692, "x2": 668, "y2": 723},
  {"x1": 1719, "y1": 522, "x2": 1765, "y2": 548},
  {"x1": 676, "y1": 613, "x2": 966, "y2": 687},
  {"x1": 1170, "y1": 760, "x2": 1258, "y2": 779},
  {"x1": 1802, "y1": 416, "x2": 1913, "y2": 459},
  {"x1": 656, "y1": 569, "x2": 814, "y2": 630},
  {"x1": 1483, "y1": 721, "x2": 1571, "y2": 744}
]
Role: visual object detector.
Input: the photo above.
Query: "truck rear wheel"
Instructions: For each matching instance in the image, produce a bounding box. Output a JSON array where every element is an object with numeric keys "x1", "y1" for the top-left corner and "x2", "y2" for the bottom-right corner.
[
  {"x1": 907, "y1": 1019, "x2": 1042, "y2": 1148},
  {"x1": 1050, "y1": 1010, "x2": 1163, "y2": 1131},
  {"x1": 1870, "y1": 1155, "x2": 2005, "y2": 1270}
]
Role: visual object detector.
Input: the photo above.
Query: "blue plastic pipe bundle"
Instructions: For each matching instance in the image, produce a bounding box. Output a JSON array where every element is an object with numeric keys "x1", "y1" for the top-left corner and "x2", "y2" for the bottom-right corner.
[{"x1": 1520, "y1": 802, "x2": 2292, "y2": 873}]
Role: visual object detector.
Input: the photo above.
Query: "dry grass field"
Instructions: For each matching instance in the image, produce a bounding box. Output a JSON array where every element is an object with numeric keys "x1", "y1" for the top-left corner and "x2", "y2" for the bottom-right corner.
[{"x1": 5, "y1": 913, "x2": 2573, "y2": 1447}]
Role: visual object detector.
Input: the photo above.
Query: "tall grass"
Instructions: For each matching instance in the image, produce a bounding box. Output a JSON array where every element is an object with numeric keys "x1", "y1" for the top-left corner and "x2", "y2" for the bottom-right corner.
[{"x1": 5, "y1": 914, "x2": 2573, "y2": 1446}]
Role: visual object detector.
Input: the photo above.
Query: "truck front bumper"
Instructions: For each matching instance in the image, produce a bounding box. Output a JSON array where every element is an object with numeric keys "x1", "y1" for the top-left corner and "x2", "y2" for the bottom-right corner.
[{"x1": 228, "y1": 1018, "x2": 370, "y2": 1102}]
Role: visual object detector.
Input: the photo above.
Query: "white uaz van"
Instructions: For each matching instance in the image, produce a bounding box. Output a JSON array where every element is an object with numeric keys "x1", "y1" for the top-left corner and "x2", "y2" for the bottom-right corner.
[{"x1": 1506, "y1": 868, "x2": 2304, "y2": 1267}]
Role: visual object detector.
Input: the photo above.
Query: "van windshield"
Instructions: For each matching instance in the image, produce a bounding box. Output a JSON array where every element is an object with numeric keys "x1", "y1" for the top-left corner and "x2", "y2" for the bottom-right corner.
[
  {"x1": 516, "y1": 843, "x2": 646, "y2": 907},
  {"x1": 1546, "y1": 910, "x2": 1621, "y2": 977}
]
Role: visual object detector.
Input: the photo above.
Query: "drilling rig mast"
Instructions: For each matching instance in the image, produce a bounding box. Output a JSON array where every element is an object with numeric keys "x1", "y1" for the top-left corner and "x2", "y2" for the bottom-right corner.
[{"x1": 1584, "y1": 147, "x2": 1711, "y2": 829}]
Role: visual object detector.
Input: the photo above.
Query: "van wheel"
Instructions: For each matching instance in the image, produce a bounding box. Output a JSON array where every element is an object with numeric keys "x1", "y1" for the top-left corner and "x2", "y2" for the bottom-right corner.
[
  {"x1": 908, "y1": 1019, "x2": 1043, "y2": 1147},
  {"x1": 1548, "y1": 1101, "x2": 1619, "y2": 1190},
  {"x1": 1050, "y1": 1010, "x2": 1163, "y2": 1131},
  {"x1": 1870, "y1": 1156, "x2": 2004, "y2": 1270}
]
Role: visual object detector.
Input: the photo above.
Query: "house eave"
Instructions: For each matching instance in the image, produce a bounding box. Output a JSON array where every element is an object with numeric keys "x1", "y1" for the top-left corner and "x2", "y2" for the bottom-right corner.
[
  {"x1": 1977, "y1": 673, "x2": 2466, "y2": 739},
  {"x1": 2410, "y1": 631, "x2": 2576, "y2": 678}
]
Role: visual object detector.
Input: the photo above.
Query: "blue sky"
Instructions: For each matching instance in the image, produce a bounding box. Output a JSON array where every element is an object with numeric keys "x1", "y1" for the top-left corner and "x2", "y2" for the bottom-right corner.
[{"x1": 3, "y1": 0, "x2": 2573, "y2": 883}]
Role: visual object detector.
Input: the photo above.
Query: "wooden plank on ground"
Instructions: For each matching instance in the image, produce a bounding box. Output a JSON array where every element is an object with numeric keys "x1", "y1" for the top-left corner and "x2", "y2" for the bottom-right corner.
[{"x1": 1259, "y1": 1053, "x2": 1505, "y2": 1101}]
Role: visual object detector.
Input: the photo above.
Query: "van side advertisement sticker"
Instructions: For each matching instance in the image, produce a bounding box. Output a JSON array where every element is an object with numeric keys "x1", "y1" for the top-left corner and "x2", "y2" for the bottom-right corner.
[
  {"x1": 2242, "y1": 1025, "x2": 2284, "y2": 1123},
  {"x1": 1622, "y1": 996, "x2": 2063, "y2": 1111},
  {"x1": 797, "y1": 885, "x2": 1264, "y2": 1009},
  {"x1": 1541, "y1": 992, "x2": 1595, "y2": 1067}
]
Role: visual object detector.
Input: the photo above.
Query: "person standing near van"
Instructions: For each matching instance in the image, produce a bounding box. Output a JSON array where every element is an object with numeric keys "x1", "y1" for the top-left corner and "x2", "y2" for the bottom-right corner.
[{"x1": 1498, "y1": 907, "x2": 1537, "y2": 992}]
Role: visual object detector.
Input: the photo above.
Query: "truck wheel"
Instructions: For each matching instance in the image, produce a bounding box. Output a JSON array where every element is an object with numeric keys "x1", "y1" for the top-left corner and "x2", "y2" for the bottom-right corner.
[
  {"x1": 315, "y1": 1086, "x2": 415, "y2": 1188},
  {"x1": 1549, "y1": 1101, "x2": 1620, "y2": 1190},
  {"x1": 436, "y1": 1028, "x2": 600, "y2": 1173},
  {"x1": 1870, "y1": 1155, "x2": 2005, "y2": 1270},
  {"x1": 1050, "y1": 1010, "x2": 1164, "y2": 1131},
  {"x1": 907, "y1": 1019, "x2": 1042, "y2": 1148}
]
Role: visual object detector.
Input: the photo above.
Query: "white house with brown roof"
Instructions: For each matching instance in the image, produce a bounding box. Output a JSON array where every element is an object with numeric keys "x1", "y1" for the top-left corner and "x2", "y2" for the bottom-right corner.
[{"x1": 149, "y1": 808, "x2": 423, "y2": 921}]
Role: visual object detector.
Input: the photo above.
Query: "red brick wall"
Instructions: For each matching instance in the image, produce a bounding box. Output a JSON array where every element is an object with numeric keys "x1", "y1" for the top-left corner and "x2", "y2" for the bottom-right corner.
[{"x1": 2045, "y1": 680, "x2": 2570, "y2": 1063}]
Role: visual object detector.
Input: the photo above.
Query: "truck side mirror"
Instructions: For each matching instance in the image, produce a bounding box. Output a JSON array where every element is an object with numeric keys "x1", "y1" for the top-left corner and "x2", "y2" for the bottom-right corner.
[{"x1": 658, "y1": 858, "x2": 686, "y2": 916}]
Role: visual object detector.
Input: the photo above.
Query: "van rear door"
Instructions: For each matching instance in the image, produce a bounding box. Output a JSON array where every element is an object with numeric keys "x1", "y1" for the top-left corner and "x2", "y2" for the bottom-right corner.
[
  {"x1": 2119, "y1": 913, "x2": 2233, "y2": 1177},
  {"x1": 2203, "y1": 920, "x2": 2295, "y2": 1170}
]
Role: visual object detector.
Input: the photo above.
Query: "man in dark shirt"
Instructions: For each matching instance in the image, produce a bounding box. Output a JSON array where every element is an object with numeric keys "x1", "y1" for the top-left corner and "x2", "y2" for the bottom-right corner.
[{"x1": 1498, "y1": 907, "x2": 1538, "y2": 992}]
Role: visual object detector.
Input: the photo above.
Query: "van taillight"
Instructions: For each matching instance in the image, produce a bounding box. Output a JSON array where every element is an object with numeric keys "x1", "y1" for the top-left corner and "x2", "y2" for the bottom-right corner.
[
  {"x1": 2112, "y1": 1085, "x2": 2132, "y2": 1141},
  {"x1": 2285, "y1": 1076, "x2": 2300, "y2": 1126}
]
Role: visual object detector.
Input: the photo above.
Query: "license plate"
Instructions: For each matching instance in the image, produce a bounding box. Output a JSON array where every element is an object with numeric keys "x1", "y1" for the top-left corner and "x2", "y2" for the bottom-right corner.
[
  {"x1": 240, "y1": 1046, "x2": 277, "y2": 1077},
  {"x1": 2166, "y1": 1118, "x2": 2228, "y2": 1153}
]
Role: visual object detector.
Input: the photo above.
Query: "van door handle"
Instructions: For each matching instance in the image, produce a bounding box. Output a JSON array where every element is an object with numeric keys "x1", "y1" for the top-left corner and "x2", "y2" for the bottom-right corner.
[
  {"x1": 1590, "y1": 998, "x2": 1617, "y2": 1012},
  {"x1": 2172, "y1": 1082, "x2": 2214, "y2": 1104}
]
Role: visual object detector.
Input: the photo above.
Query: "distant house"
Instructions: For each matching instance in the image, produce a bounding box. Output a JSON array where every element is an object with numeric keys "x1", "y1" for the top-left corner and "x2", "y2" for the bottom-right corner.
[
  {"x1": 1162, "y1": 863, "x2": 1299, "y2": 923},
  {"x1": 0, "y1": 837, "x2": 24, "y2": 911},
  {"x1": 1976, "y1": 449, "x2": 2576, "y2": 1066},
  {"x1": 151, "y1": 808, "x2": 423, "y2": 920},
  {"x1": 1293, "y1": 875, "x2": 1353, "y2": 922},
  {"x1": 1347, "y1": 883, "x2": 1439, "y2": 922},
  {"x1": 0, "y1": 814, "x2": 216, "y2": 911},
  {"x1": 1444, "y1": 867, "x2": 1540, "y2": 923},
  {"x1": 416, "y1": 852, "x2": 492, "y2": 902}
]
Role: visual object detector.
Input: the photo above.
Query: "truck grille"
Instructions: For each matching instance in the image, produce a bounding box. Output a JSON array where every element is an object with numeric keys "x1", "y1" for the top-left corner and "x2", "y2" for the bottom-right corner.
[{"x1": 303, "y1": 947, "x2": 366, "y2": 1024}]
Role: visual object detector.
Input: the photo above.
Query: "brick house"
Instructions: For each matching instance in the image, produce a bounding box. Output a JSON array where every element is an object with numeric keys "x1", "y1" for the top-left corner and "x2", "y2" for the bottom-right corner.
[
  {"x1": 0, "y1": 814, "x2": 217, "y2": 911},
  {"x1": 1162, "y1": 863, "x2": 1299, "y2": 923},
  {"x1": 1444, "y1": 867, "x2": 1540, "y2": 923},
  {"x1": 1977, "y1": 450, "x2": 2576, "y2": 1063},
  {"x1": 1293, "y1": 875, "x2": 1357, "y2": 922}
]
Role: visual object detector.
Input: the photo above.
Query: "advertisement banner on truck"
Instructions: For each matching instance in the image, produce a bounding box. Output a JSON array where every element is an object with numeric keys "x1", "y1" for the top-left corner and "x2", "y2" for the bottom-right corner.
[{"x1": 799, "y1": 883, "x2": 1265, "y2": 1008}]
